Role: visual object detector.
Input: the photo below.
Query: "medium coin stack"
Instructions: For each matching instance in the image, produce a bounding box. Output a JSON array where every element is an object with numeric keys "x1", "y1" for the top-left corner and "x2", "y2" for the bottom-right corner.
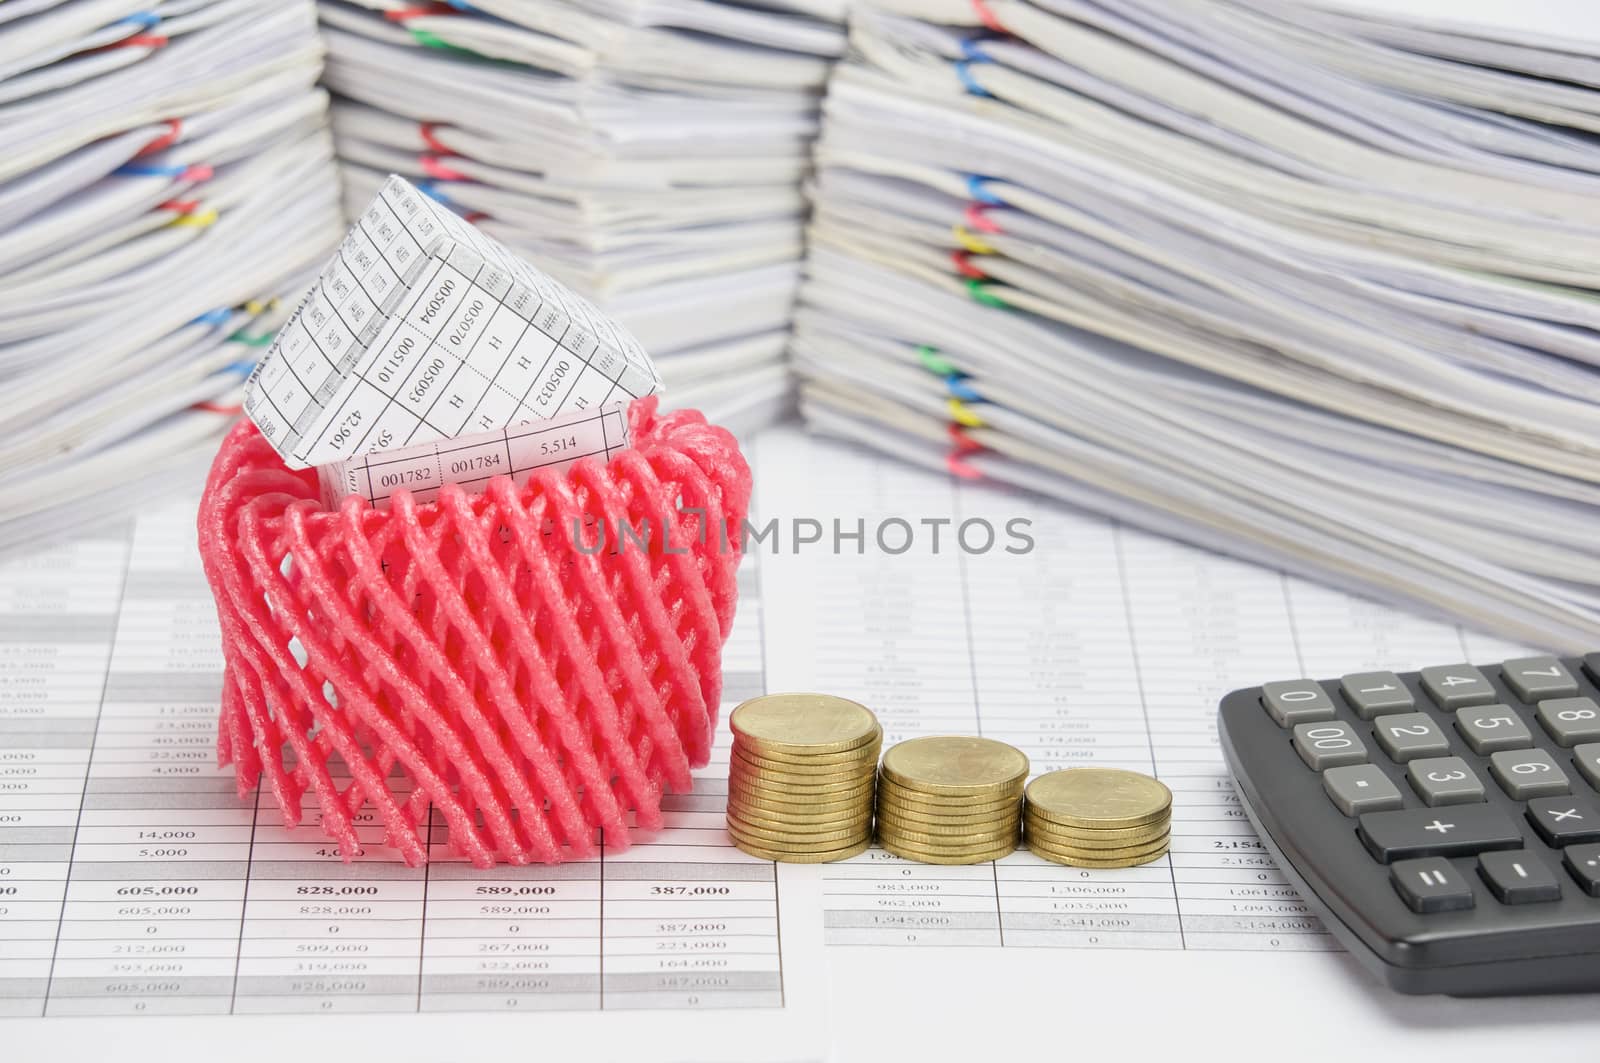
[
  {"x1": 1024, "y1": 768, "x2": 1173, "y2": 867},
  {"x1": 726, "y1": 693, "x2": 882, "y2": 863},
  {"x1": 876, "y1": 736, "x2": 1028, "y2": 864}
]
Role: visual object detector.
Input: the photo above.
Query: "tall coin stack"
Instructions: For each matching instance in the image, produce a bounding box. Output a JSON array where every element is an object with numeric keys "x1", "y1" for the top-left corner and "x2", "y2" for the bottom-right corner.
[
  {"x1": 726, "y1": 694, "x2": 882, "y2": 863},
  {"x1": 1024, "y1": 768, "x2": 1173, "y2": 867},
  {"x1": 876, "y1": 737, "x2": 1028, "y2": 864}
]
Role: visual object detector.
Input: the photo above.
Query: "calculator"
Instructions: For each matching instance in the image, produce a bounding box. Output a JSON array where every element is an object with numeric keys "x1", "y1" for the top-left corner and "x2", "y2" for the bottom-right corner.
[{"x1": 1219, "y1": 654, "x2": 1600, "y2": 995}]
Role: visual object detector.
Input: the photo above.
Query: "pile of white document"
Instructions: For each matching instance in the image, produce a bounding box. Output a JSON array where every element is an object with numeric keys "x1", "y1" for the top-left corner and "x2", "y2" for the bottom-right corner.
[
  {"x1": 317, "y1": 0, "x2": 846, "y2": 436},
  {"x1": 793, "y1": 0, "x2": 1600, "y2": 651},
  {"x1": 0, "y1": 0, "x2": 344, "y2": 551}
]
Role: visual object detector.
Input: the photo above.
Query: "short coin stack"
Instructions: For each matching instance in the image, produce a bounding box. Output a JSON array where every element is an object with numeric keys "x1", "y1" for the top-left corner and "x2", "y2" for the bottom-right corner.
[
  {"x1": 876, "y1": 737, "x2": 1028, "y2": 864},
  {"x1": 1024, "y1": 768, "x2": 1173, "y2": 867},
  {"x1": 726, "y1": 693, "x2": 882, "y2": 863}
]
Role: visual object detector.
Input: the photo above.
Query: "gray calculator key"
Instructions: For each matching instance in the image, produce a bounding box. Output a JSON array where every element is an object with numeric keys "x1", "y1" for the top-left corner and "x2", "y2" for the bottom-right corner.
[
  {"x1": 1293, "y1": 720, "x2": 1368, "y2": 771},
  {"x1": 1534, "y1": 697, "x2": 1600, "y2": 747},
  {"x1": 1453, "y1": 705, "x2": 1533, "y2": 755},
  {"x1": 1408, "y1": 757, "x2": 1486, "y2": 806},
  {"x1": 1390, "y1": 857, "x2": 1475, "y2": 913},
  {"x1": 1339, "y1": 671, "x2": 1415, "y2": 718},
  {"x1": 1488, "y1": 749, "x2": 1570, "y2": 800},
  {"x1": 1261, "y1": 680, "x2": 1336, "y2": 727},
  {"x1": 1374, "y1": 713, "x2": 1451, "y2": 762},
  {"x1": 1323, "y1": 764, "x2": 1404, "y2": 817},
  {"x1": 1500, "y1": 657, "x2": 1580, "y2": 702},
  {"x1": 1477, "y1": 850, "x2": 1562, "y2": 905},
  {"x1": 1575, "y1": 744, "x2": 1600, "y2": 792},
  {"x1": 1420, "y1": 664, "x2": 1497, "y2": 710}
]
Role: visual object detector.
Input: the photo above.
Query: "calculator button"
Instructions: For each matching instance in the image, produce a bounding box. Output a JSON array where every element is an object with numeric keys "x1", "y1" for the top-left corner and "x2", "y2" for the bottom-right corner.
[
  {"x1": 1534, "y1": 697, "x2": 1600, "y2": 747},
  {"x1": 1476, "y1": 851, "x2": 1562, "y2": 905},
  {"x1": 1292, "y1": 720, "x2": 1367, "y2": 770},
  {"x1": 1499, "y1": 657, "x2": 1580, "y2": 702},
  {"x1": 1564, "y1": 843, "x2": 1600, "y2": 896},
  {"x1": 1420, "y1": 665, "x2": 1497, "y2": 710},
  {"x1": 1323, "y1": 764, "x2": 1404, "y2": 817},
  {"x1": 1261, "y1": 681, "x2": 1337, "y2": 727},
  {"x1": 1390, "y1": 857, "x2": 1475, "y2": 913},
  {"x1": 1358, "y1": 805, "x2": 1522, "y2": 863},
  {"x1": 1488, "y1": 749, "x2": 1570, "y2": 800},
  {"x1": 1583, "y1": 653, "x2": 1600, "y2": 688},
  {"x1": 1575, "y1": 744, "x2": 1600, "y2": 792},
  {"x1": 1374, "y1": 713, "x2": 1451, "y2": 763},
  {"x1": 1526, "y1": 796, "x2": 1600, "y2": 847},
  {"x1": 1340, "y1": 672, "x2": 1414, "y2": 718},
  {"x1": 1407, "y1": 757, "x2": 1485, "y2": 806},
  {"x1": 1453, "y1": 705, "x2": 1533, "y2": 755}
]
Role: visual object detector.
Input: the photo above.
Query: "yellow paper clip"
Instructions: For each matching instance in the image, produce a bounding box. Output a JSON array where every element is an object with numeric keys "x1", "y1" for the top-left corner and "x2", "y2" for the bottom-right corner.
[
  {"x1": 947, "y1": 397, "x2": 987, "y2": 428},
  {"x1": 952, "y1": 224, "x2": 996, "y2": 256},
  {"x1": 169, "y1": 207, "x2": 218, "y2": 229}
]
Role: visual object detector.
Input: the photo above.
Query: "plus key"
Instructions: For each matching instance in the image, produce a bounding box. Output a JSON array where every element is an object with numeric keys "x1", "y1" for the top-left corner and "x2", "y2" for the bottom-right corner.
[{"x1": 1358, "y1": 805, "x2": 1523, "y2": 863}]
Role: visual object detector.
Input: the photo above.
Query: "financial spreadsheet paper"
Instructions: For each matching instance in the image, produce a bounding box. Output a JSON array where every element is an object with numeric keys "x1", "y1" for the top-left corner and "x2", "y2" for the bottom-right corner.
[{"x1": 4, "y1": 424, "x2": 1598, "y2": 1062}]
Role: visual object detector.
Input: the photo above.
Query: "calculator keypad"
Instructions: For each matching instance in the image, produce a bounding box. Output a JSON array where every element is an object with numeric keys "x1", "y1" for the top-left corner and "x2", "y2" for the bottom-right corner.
[
  {"x1": 1373, "y1": 713, "x2": 1451, "y2": 762},
  {"x1": 1488, "y1": 749, "x2": 1569, "y2": 800},
  {"x1": 1225, "y1": 653, "x2": 1600, "y2": 993},
  {"x1": 1340, "y1": 671, "x2": 1415, "y2": 718},
  {"x1": 1420, "y1": 664, "x2": 1497, "y2": 709},
  {"x1": 1500, "y1": 657, "x2": 1580, "y2": 701},
  {"x1": 1407, "y1": 757, "x2": 1485, "y2": 806},
  {"x1": 1454, "y1": 705, "x2": 1533, "y2": 754},
  {"x1": 1261, "y1": 680, "x2": 1337, "y2": 726},
  {"x1": 1535, "y1": 697, "x2": 1600, "y2": 747},
  {"x1": 1476, "y1": 851, "x2": 1562, "y2": 905},
  {"x1": 1293, "y1": 720, "x2": 1367, "y2": 770},
  {"x1": 1322, "y1": 764, "x2": 1404, "y2": 817},
  {"x1": 1527, "y1": 796, "x2": 1600, "y2": 847}
]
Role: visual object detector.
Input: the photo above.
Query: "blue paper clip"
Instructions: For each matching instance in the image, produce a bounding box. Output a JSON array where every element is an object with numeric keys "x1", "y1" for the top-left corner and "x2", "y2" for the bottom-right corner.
[
  {"x1": 947, "y1": 377, "x2": 984, "y2": 403},
  {"x1": 416, "y1": 180, "x2": 452, "y2": 205},
  {"x1": 966, "y1": 174, "x2": 1003, "y2": 205},
  {"x1": 191, "y1": 307, "x2": 232, "y2": 327},
  {"x1": 118, "y1": 11, "x2": 160, "y2": 30}
]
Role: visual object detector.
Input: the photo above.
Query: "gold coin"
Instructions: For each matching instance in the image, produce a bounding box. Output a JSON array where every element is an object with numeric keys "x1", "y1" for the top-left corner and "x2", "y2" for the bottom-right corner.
[
  {"x1": 730, "y1": 835, "x2": 872, "y2": 864},
  {"x1": 730, "y1": 749, "x2": 877, "y2": 785},
  {"x1": 876, "y1": 822, "x2": 1019, "y2": 849},
  {"x1": 732, "y1": 742, "x2": 883, "y2": 778},
  {"x1": 1026, "y1": 843, "x2": 1169, "y2": 869},
  {"x1": 734, "y1": 735, "x2": 883, "y2": 768},
  {"x1": 1023, "y1": 815, "x2": 1171, "y2": 845},
  {"x1": 876, "y1": 806, "x2": 1021, "y2": 834},
  {"x1": 1024, "y1": 768, "x2": 1172, "y2": 829},
  {"x1": 725, "y1": 786, "x2": 874, "y2": 817},
  {"x1": 727, "y1": 823, "x2": 871, "y2": 853},
  {"x1": 879, "y1": 737, "x2": 1029, "y2": 797},
  {"x1": 729, "y1": 693, "x2": 880, "y2": 755},
  {"x1": 876, "y1": 768, "x2": 1024, "y2": 800},
  {"x1": 725, "y1": 812, "x2": 871, "y2": 846},
  {"x1": 1025, "y1": 832, "x2": 1171, "y2": 861},
  {"x1": 728, "y1": 765, "x2": 876, "y2": 799},
  {"x1": 876, "y1": 785, "x2": 1023, "y2": 818},
  {"x1": 878, "y1": 837, "x2": 1019, "y2": 865},
  {"x1": 728, "y1": 801, "x2": 874, "y2": 829}
]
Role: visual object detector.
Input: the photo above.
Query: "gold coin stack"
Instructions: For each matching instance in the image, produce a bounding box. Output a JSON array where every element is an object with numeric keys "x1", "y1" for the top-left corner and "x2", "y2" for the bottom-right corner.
[
  {"x1": 726, "y1": 693, "x2": 881, "y2": 863},
  {"x1": 876, "y1": 736, "x2": 1028, "y2": 864},
  {"x1": 1024, "y1": 768, "x2": 1173, "y2": 868}
]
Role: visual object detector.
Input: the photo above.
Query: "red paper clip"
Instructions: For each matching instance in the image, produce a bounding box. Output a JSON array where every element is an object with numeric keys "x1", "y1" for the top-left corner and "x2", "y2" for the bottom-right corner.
[
  {"x1": 419, "y1": 122, "x2": 455, "y2": 156},
  {"x1": 419, "y1": 155, "x2": 468, "y2": 182},
  {"x1": 159, "y1": 198, "x2": 201, "y2": 214},
  {"x1": 971, "y1": 0, "x2": 1006, "y2": 34},
  {"x1": 951, "y1": 250, "x2": 987, "y2": 280},
  {"x1": 965, "y1": 202, "x2": 1002, "y2": 234},
  {"x1": 384, "y1": 4, "x2": 456, "y2": 20},
  {"x1": 137, "y1": 119, "x2": 183, "y2": 157}
]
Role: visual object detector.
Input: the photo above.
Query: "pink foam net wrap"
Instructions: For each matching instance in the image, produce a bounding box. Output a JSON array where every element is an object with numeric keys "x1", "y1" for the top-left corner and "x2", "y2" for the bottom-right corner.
[{"x1": 197, "y1": 399, "x2": 750, "y2": 867}]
